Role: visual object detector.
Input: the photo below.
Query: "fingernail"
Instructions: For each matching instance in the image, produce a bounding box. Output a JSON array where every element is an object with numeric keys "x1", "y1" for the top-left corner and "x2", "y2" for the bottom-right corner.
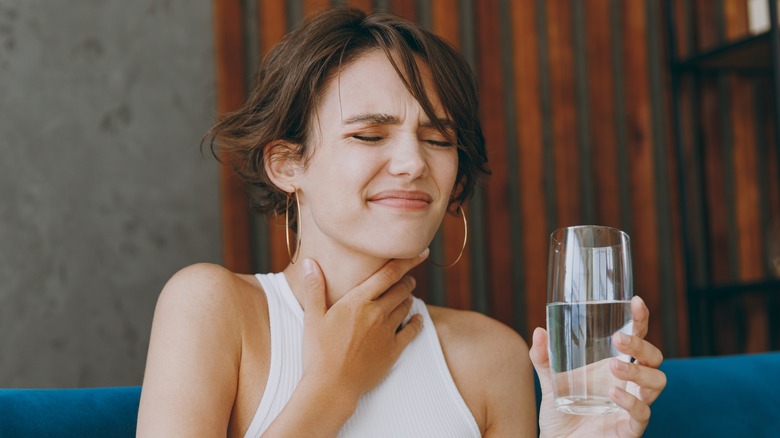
[
  {"x1": 303, "y1": 259, "x2": 314, "y2": 277},
  {"x1": 419, "y1": 248, "x2": 430, "y2": 258},
  {"x1": 614, "y1": 359, "x2": 629, "y2": 371},
  {"x1": 610, "y1": 386, "x2": 625, "y2": 400},
  {"x1": 617, "y1": 332, "x2": 630, "y2": 345}
]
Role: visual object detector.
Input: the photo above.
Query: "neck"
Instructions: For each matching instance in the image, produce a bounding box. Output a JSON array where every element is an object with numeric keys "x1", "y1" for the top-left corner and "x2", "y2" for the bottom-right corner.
[{"x1": 283, "y1": 240, "x2": 389, "y2": 310}]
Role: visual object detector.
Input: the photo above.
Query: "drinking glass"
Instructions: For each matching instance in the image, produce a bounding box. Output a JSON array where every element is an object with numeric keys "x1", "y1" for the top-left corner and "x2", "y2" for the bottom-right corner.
[{"x1": 546, "y1": 225, "x2": 633, "y2": 415}]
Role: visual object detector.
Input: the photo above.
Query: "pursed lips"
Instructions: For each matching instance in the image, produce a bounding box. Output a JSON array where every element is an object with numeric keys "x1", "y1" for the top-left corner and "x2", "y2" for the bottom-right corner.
[{"x1": 368, "y1": 190, "x2": 433, "y2": 210}]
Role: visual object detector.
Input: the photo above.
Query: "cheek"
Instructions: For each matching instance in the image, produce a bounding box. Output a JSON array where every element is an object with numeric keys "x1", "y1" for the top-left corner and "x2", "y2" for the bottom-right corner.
[{"x1": 432, "y1": 152, "x2": 459, "y2": 194}]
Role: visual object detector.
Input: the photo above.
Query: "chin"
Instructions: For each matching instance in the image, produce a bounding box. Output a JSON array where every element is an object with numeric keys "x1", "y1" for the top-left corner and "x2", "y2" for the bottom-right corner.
[{"x1": 364, "y1": 239, "x2": 432, "y2": 260}]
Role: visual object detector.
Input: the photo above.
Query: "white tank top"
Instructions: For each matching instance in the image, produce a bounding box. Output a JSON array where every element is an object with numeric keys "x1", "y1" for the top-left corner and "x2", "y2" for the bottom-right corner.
[{"x1": 243, "y1": 272, "x2": 481, "y2": 438}]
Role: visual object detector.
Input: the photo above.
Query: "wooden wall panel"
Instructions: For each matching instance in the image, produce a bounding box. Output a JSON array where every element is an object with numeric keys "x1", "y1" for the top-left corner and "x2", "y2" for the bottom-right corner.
[
  {"x1": 211, "y1": 0, "x2": 780, "y2": 357},
  {"x1": 623, "y1": 0, "x2": 663, "y2": 347},
  {"x1": 725, "y1": 0, "x2": 764, "y2": 283},
  {"x1": 511, "y1": 0, "x2": 548, "y2": 336},
  {"x1": 303, "y1": 0, "x2": 333, "y2": 16},
  {"x1": 725, "y1": 2, "x2": 768, "y2": 353},
  {"x1": 768, "y1": 85, "x2": 780, "y2": 271},
  {"x1": 390, "y1": 0, "x2": 416, "y2": 20},
  {"x1": 661, "y1": 0, "x2": 690, "y2": 356},
  {"x1": 258, "y1": 0, "x2": 290, "y2": 274},
  {"x1": 475, "y1": 0, "x2": 512, "y2": 326},
  {"x1": 213, "y1": 0, "x2": 252, "y2": 274},
  {"x1": 586, "y1": 0, "x2": 621, "y2": 229},
  {"x1": 431, "y1": 0, "x2": 472, "y2": 311},
  {"x1": 547, "y1": 0, "x2": 582, "y2": 228},
  {"x1": 345, "y1": 0, "x2": 373, "y2": 12}
]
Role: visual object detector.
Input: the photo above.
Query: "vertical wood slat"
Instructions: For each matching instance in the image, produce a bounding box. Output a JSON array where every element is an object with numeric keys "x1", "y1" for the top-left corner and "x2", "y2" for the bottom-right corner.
[
  {"x1": 258, "y1": 0, "x2": 291, "y2": 273},
  {"x1": 585, "y1": 0, "x2": 621, "y2": 229},
  {"x1": 346, "y1": 0, "x2": 372, "y2": 12},
  {"x1": 694, "y1": 0, "x2": 720, "y2": 49},
  {"x1": 660, "y1": 0, "x2": 690, "y2": 356},
  {"x1": 725, "y1": 2, "x2": 764, "y2": 283},
  {"x1": 765, "y1": 84, "x2": 780, "y2": 351},
  {"x1": 646, "y1": 0, "x2": 678, "y2": 356},
  {"x1": 724, "y1": 0, "x2": 768, "y2": 353},
  {"x1": 767, "y1": 79, "x2": 780, "y2": 274},
  {"x1": 546, "y1": 0, "x2": 581, "y2": 228},
  {"x1": 390, "y1": 0, "x2": 416, "y2": 20},
  {"x1": 475, "y1": 0, "x2": 513, "y2": 325},
  {"x1": 498, "y1": 0, "x2": 526, "y2": 333},
  {"x1": 511, "y1": 0, "x2": 548, "y2": 335},
  {"x1": 431, "y1": 0, "x2": 472, "y2": 311},
  {"x1": 675, "y1": 0, "x2": 709, "y2": 290},
  {"x1": 694, "y1": 1, "x2": 732, "y2": 289},
  {"x1": 214, "y1": 0, "x2": 252, "y2": 274},
  {"x1": 701, "y1": 76, "x2": 732, "y2": 286},
  {"x1": 303, "y1": 0, "x2": 333, "y2": 17},
  {"x1": 622, "y1": 0, "x2": 663, "y2": 347}
]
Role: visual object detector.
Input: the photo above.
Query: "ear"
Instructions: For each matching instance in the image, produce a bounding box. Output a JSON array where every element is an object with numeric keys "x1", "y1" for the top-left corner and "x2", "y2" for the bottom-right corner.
[{"x1": 264, "y1": 141, "x2": 304, "y2": 193}]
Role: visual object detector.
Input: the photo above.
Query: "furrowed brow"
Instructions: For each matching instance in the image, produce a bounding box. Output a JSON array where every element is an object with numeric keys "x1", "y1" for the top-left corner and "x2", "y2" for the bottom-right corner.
[{"x1": 342, "y1": 113, "x2": 400, "y2": 126}]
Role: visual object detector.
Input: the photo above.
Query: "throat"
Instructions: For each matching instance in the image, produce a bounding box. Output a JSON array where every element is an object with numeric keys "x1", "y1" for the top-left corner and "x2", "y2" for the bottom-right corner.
[{"x1": 283, "y1": 250, "x2": 390, "y2": 310}]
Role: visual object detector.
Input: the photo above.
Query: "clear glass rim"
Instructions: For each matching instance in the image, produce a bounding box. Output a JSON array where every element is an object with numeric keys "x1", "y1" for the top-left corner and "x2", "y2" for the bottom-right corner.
[{"x1": 550, "y1": 225, "x2": 630, "y2": 247}]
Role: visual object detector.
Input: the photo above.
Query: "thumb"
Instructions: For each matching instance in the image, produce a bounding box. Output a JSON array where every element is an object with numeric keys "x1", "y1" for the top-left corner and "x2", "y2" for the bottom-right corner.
[
  {"x1": 302, "y1": 258, "x2": 326, "y2": 319},
  {"x1": 529, "y1": 327, "x2": 553, "y2": 395}
]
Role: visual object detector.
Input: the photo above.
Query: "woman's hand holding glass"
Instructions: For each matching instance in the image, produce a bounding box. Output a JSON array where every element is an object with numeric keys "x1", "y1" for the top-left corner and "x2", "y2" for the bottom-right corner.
[{"x1": 530, "y1": 296, "x2": 667, "y2": 437}]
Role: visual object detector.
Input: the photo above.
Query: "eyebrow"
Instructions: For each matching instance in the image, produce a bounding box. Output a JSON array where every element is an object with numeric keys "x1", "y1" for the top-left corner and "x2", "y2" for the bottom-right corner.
[{"x1": 342, "y1": 112, "x2": 454, "y2": 130}]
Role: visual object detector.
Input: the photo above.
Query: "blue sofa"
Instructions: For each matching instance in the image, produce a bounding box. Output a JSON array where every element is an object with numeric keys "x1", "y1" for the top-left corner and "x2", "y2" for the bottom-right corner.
[{"x1": 1, "y1": 352, "x2": 779, "y2": 437}]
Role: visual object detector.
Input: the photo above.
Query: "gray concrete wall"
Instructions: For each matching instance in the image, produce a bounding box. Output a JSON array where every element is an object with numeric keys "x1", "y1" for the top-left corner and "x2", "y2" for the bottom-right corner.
[{"x1": 0, "y1": 0, "x2": 222, "y2": 387}]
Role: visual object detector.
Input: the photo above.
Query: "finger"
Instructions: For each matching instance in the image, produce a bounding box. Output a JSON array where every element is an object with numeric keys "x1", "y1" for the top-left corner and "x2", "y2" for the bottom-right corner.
[
  {"x1": 375, "y1": 275, "x2": 416, "y2": 312},
  {"x1": 610, "y1": 359, "x2": 668, "y2": 404},
  {"x1": 394, "y1": 314, "x2": 423, "y2": 353},
  {"x1": 630, "y1": 296, "x2": 649, "y2": 338},
  {"x1": 610, "y1": 386, "x2": 651, "y2": 437},
  {"x1": 387, "y1": 296, "x2": 414, "y2": 329},
  {"x1": 528, "y1": 327, "x2": 553, "y2": 395},
  {"x1": 613, "y1": 332, "x2": 664, "y2": 368},
  {"x1": 302, "y1": 259, "x2": 326, "y2": 319},
  {"x1": 352, "y1": 248, "x2": 429, "y2": 301}
]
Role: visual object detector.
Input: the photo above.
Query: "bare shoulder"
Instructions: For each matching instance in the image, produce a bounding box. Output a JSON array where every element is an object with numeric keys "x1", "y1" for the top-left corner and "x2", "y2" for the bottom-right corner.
[
  {"x1": 157, "y1": 262, "x2": 262, "y2": 309},
  {"x1": 426, "y1": 305, "x2": 530, "y2": 383},
  {"x1": 427, "y1": 305, "x2": 537, "y2": 437},
  {"x1": 138, "y1": 264, "x2": 268, "y2": 436}
]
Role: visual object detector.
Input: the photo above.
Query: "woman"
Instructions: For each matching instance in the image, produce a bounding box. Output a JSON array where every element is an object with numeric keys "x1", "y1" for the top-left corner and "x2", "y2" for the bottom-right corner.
[{"x1": 137, "y1": 7, "x2": 666, "y2": 437}]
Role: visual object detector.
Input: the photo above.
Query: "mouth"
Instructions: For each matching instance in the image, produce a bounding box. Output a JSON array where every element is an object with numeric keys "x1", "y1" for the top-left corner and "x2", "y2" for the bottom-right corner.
[{"x1": 368, "y1": 190, "x2": 433, "y2": 211}]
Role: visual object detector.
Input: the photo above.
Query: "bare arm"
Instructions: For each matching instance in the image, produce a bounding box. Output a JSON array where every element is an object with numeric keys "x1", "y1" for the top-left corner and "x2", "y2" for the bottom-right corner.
[
  {"x1": 136, "y1": 264, "x2": 245, "y2": 437},
  {"x1": 482, "y1": 326, "x2": 537, "y2": 437}
]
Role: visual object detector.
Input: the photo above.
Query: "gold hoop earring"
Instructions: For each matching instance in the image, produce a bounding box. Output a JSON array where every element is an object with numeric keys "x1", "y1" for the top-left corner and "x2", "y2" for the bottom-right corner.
[
  {"x1": 431, "y1": 205, "x2": 468, "y2": 269},
  {"x1": 285, "y1": 189, "x2": 302, "y2": 264}
]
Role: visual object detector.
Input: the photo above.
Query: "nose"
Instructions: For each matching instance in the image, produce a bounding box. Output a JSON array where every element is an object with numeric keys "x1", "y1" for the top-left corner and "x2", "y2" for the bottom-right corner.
[{"x1": 386, "y1": 134, "x2": 428, "y2": 179}]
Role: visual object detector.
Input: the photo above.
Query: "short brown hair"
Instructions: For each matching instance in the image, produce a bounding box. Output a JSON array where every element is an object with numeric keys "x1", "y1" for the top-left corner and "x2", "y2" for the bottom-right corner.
[{"x1": 207, "y1": 7, "x2": 489, "y2": 217}]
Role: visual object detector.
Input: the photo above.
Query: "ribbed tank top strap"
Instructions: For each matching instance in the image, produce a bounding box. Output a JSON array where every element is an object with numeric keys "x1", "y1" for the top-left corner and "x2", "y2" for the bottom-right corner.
[
  {"x1": 414, "y1": 299, "x2": 481, "y2": 436},
  {"x1": 243, "y1": 273, "x2": 304, "y2": 438}
]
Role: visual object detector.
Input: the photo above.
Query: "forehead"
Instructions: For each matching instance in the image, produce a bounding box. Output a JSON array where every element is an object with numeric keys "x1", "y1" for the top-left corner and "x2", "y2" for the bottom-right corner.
[{"x1": 317, "y1": 49, "x2": 446, "y2": 121}]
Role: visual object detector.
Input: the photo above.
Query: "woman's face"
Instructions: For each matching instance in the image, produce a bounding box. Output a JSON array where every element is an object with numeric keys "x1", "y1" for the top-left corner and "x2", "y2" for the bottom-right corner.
[{"x1": 295, "y1": 49, "x2": 458, "y2": 259}]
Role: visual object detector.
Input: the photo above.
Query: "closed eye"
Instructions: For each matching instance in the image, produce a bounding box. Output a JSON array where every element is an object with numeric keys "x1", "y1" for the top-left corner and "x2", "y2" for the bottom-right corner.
[
  {"x1": 352, "y1": 135, "x2": 383, "y2": 143},
  {"x1": 425, "y1": 139, "x2": 454, "y2": 147}
]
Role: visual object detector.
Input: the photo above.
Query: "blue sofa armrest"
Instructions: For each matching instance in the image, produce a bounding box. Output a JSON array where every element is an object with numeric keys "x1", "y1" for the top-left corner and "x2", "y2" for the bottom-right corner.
[
  {"x1": 645, "y1": 352, "x2": 780, "y2": 437},
  {"x1": 0, "y1": 386, "x2": 141, "y2": 437}
]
